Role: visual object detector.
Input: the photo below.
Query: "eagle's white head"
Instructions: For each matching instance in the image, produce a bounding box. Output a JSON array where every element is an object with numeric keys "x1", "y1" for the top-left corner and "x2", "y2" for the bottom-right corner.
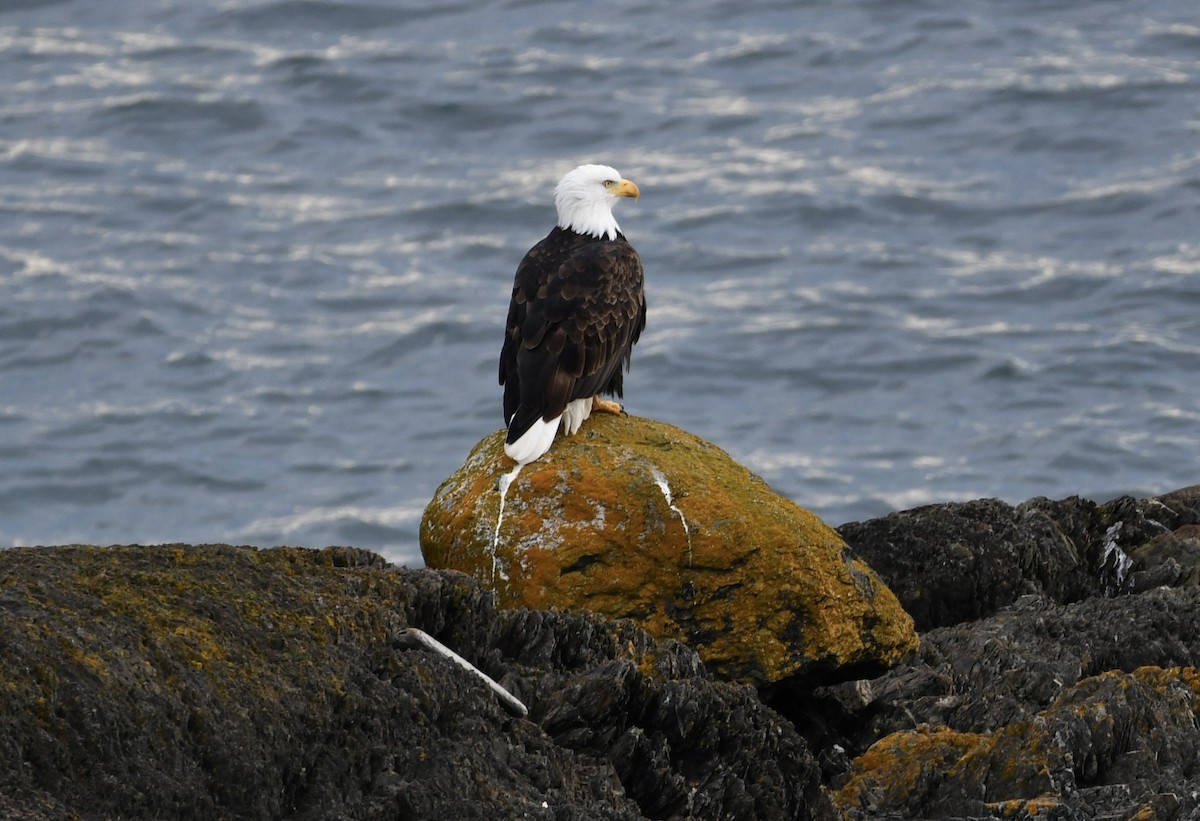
[{"x1": 554, "y1": 164, "x2": 640, "y2": 241}]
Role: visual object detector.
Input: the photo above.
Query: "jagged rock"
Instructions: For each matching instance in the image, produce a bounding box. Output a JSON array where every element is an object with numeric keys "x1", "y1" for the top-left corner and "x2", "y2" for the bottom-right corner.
[
  {"x1": 0, "y1": 545, "x2": 832, "y2": 821},
  {"x1": 836, "y1": 487, "x2": 1200, "y2": 631},
  {"x1": 835, "y1": 666, "x2": 1200, "y2": 820},
  {"x1": 1103, "y1": 484, "x2": 1200, "y2": 549},
  {"x1": 419, "y1": 415, "x2": 917, "y2": 686},
  {"x1": 806, "y1": 586, "x2": 1200, "y2": 758},
  {"x1": 798, "y1": 559, "x2": 1200, "y2": 817},
  {"x1": 836, "y1": 496, "x2": 1101, "y2": 632},
  {"x1": 1129, "y1": 523, "x2": 1200, "y2": 590}
]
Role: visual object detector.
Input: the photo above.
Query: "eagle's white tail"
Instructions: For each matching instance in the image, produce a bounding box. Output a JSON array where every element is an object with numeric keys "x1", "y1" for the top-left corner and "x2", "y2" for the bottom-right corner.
[
  {"x1": 503, "y1": 399, "x2": 592, "y2": 464},
  {"x1": 504, "y1": 415, "x2": 561, "y2": 464}
]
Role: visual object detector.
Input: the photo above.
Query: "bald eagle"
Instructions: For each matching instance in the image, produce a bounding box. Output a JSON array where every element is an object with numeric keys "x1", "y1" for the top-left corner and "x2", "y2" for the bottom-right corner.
[{"x1": 499, "y1": 164, "x2": 646, "y2": 464}]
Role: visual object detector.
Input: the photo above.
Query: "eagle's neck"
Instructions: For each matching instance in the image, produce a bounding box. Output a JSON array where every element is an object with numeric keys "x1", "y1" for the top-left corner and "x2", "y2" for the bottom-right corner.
[{"x1": 555, "y1": 199, "x2": 620, "y2": 241}]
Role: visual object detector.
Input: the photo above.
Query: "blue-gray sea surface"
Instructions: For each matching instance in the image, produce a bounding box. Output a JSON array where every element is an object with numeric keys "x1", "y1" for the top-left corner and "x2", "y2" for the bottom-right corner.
[{"x1": 2, "y1": 0, "x2": 1198, "y2": 566}]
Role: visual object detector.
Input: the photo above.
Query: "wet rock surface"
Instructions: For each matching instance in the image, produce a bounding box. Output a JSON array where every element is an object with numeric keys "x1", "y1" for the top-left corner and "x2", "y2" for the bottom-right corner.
[
  {"x1": 0, "y1": 545, "x2": 831, "y2": 820},
  {"x1": 421, "y1": 416, "x2": 917, "y2": 686}
]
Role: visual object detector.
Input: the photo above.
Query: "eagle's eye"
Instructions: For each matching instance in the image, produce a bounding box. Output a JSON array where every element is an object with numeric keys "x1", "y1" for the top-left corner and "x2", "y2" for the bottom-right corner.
[{"x1": 603, "y1": 180, "x2": 615, "y2": 188}]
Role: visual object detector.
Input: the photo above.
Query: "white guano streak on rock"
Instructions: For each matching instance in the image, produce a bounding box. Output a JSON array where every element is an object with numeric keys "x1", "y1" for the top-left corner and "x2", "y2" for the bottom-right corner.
[
  {"x1": 492, "y1": 462, "x2": 523, "y2": 583},
  {"x1": 652, "y1": 466, "x2": 692, "y2": 564},
  {"x1": 1102, "y1": 521, "x2": 1133, "y2": 594}
]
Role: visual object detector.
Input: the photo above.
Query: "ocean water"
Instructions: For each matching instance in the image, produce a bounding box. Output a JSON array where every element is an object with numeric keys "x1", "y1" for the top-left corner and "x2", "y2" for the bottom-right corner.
[{"x1": 2, "y1": 0, "x2": 1197, "y2": 566}]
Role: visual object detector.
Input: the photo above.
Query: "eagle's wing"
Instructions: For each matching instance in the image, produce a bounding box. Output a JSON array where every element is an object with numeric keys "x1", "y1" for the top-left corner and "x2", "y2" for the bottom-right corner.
[{"x1": 500, "y1": 234, "x2": 645, "y2": 444}]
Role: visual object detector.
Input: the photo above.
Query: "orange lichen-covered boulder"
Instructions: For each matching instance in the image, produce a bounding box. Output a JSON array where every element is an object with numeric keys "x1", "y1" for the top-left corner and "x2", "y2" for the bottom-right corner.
[{"x1": 420, "y1": 414, "x2": 917, "y2": 685}]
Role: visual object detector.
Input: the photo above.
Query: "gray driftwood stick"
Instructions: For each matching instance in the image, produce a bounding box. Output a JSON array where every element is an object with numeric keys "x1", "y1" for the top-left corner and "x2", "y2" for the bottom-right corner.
[{"x1": 396, "y1": 628, "x2": 528, "y2": 717}]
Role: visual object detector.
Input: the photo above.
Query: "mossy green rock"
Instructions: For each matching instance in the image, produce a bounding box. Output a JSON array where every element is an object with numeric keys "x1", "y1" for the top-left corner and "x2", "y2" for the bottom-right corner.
[{"x1": 420, "y1": 415, "x2": 917, "y2": 685}]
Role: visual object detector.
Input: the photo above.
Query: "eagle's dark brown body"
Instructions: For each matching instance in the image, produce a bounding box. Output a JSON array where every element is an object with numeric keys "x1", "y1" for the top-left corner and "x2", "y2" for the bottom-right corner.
[{"x1": 499, "y1": 225, "x2": 646, "y2": 447}]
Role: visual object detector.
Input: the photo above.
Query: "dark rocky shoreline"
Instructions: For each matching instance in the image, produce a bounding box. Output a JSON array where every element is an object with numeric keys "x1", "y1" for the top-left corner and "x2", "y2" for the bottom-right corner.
[
  {"x1": 828, "y1": 485, "x2": 1200, "y2": 818},
  {"x1": 3, "y1": 485, "x2": 1199, "y2": 819},
  {"x1": 0, "y1": 545, "x2": 829, "y2": 820}
]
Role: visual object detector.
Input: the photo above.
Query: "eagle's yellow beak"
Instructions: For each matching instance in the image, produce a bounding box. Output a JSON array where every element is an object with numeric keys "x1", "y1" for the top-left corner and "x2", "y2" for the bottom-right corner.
[{"x1": 613, "y1": 179, "x2": 640, "y2": 201}]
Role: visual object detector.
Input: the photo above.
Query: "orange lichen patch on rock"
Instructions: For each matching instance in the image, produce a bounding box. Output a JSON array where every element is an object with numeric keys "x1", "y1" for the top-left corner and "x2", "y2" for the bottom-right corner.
[
  {"x1": 837, "y1": 720, "x2": 1066, "y2": 818},
  {"x1": 946, "y1": 721, "x2": 1065, "y2": 801},
  {"x1": 420, "y1": 414, "x2": 918, "y2": 685},
  {"x1": 835, "y1": 725, "x2": 985, "y2": 814},
  {"x1": 1130, "y1": 664, "x2": 1200, "y2": 707}
]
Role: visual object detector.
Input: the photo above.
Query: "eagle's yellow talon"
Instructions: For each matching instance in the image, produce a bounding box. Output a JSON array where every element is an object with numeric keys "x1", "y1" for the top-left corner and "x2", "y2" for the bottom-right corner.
[{"x1": 591, "y1": 396, "x2": 624, "y2": 416}]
